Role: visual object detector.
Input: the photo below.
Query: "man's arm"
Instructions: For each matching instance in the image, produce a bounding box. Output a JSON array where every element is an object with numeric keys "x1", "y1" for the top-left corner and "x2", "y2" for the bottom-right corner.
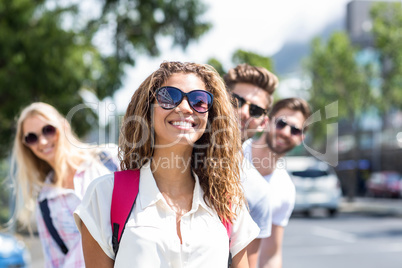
[{"x1": 258, "y1": 224, "x2": 284, "y2": 268}]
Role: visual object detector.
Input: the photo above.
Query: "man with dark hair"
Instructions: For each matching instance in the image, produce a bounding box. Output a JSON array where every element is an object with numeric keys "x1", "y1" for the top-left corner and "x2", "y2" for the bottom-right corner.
[
  {"x1": 224, "y1": 64, "x2": 278, "y2": 268},
  {"x1": 243, "y1": 97, "x2": 312, "y2": 268}
]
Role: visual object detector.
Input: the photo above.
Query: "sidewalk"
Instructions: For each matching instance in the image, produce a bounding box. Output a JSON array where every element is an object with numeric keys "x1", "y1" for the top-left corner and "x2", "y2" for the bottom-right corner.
[{"x1": 339, "y1": 197, "x2": 402, "y2": 217}]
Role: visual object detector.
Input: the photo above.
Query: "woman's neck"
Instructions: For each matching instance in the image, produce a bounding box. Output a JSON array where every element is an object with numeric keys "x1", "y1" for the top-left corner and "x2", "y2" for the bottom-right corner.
[
  {"x1": 151, "y1": 147, "x2": 194, "y2": 194},
  {"x1": 151, "y1": 147, "x2": 196, "y2": 244},
  {"x1": 57, "y1": 163, "x2": 77, "y2": 189}
]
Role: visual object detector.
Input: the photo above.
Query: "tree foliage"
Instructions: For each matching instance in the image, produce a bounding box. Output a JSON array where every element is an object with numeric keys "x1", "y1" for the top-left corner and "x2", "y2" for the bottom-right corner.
[
  {"x1": 371, "y1": 2, "x2": 402, "y2": 111},
  {"x1": 306, "y1": 3, "x2": 402, "y2": 145},
  {"x1": 207, "y1": 49, "x2": 275, "y2": 77},
  {"x1": 0, "y1": 0, "x2": 97, "y2": 155},
  {"x1": 206, "y1": 57, "x2": 225, "y2": 76},
  {"x1": 231, "y1": 49, "x2": 274, "y2": 71},
  {"x1": 0, "y1": 160, "x2": 11, "y2": 224},
  {"x1": 305, "y1": 32, "x2": 376, "y2": 201},
  {"x1": 306, "y1": 32, "x2": 373, "y2": 144},
  {"x1": 0, "y1": 0, "x2": 211, "y2": 158},
  {"x1": 87, "y1": 0, "x2": 211, "y2": 93}
]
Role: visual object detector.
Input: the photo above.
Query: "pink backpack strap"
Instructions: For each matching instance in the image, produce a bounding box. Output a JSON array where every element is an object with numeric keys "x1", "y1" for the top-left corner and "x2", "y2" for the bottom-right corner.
[
  {"x1": 222, "y1": 218, "x2": 232, "y2": 238},
  {"x1": 222, "y1": 206, "x2": 233, "y2": 267},
  {"x1": 222, "y1": 217, "x2": 232, "y2": 267},
  {"x1": 111, "y1": 169, "x2": 140, "y2": 255}
]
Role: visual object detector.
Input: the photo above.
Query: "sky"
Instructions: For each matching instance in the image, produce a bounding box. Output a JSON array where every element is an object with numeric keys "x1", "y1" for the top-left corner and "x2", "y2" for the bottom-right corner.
[{"x1": 108, "y1": 0, "x2": 352, "y2": 114}]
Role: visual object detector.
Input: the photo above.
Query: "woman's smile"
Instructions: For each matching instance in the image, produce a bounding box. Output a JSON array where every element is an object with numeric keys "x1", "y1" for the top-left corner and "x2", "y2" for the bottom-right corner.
[{"x1": 169, "y1": 119, "x2": 196, "y2": 129}]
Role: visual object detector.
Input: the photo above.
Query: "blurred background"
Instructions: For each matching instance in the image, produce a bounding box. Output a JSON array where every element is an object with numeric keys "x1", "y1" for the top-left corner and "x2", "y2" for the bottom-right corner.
[{"x1": 1, "y1": 0, "x2": 401, "y2": 267}]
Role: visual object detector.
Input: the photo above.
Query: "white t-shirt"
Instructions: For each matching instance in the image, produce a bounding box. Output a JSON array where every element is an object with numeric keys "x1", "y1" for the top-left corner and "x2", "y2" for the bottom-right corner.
[
  {"x1": 243, "y1": 140, "x2": 295, "y2": 227},
  {"x1": 240, "y1": 158, "x2": 272, "y2": 238},
  {"x1": 74, "y1": 162, "x2": 259, "y2": 267}
]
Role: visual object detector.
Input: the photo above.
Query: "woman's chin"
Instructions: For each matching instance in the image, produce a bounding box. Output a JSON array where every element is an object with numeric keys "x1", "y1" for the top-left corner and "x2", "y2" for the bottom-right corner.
[{"x1": 155, "y1": 135, "x2": 200, "y2": 149}]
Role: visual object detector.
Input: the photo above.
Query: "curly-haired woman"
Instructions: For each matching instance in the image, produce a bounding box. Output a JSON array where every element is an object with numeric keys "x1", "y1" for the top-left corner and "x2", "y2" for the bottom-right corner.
[{"x1": 74, "y1": 61, "x2": 259, "y2": 268}]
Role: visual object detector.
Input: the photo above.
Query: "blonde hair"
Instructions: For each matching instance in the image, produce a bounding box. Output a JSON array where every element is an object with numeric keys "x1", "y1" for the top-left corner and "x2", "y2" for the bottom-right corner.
[
  {"x1": 10, "y1": 102, "x2": 94, "y2": 227},
  {"x1": 119, "y1": 61, "x2": 244, "y2": 223}
]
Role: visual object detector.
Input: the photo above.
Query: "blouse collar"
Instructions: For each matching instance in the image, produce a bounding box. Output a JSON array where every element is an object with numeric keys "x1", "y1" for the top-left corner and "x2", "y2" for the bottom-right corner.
[{"x1": 138, "y1": 162, "x2": 215, "y2": 216}]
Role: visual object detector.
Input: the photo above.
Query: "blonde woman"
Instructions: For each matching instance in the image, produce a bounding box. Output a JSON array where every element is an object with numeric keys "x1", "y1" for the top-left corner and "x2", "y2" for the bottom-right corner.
[
  {"x1": 10, "y1": 102, "x2": 118, "y2": 267},
  {"x1": 74, "y1": 61, "x2": 259, "y2": 267}
]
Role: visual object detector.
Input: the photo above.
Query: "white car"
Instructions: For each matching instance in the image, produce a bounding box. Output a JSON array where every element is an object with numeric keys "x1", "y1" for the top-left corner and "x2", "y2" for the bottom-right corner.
[{"x1": 284, "y1": 156, "x2": 342, "y2": 217}]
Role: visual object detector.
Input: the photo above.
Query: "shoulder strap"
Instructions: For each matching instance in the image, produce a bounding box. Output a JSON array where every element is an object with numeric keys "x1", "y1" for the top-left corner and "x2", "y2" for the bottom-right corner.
[
  {"x1": 111, "y1": 169, "x2": 140, "y2": 255},
  {"x1": 222, "y1": 210, "x2": 232, "y2": 267},
  {"x1": 39, "y1": 199, "x2": 69, "y2": 254},
  {"x1": 99, "y1": 151, "x2": 118, "y2": 172},
  {"x1": 222, "y1": 218, "x2": 232, "y2": 238}
]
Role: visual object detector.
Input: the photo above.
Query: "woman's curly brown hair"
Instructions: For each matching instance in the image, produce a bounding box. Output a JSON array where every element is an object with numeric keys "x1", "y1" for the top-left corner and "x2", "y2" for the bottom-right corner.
[{"x1": 119, "y1": 61, "x2": 244, "y2": 223}]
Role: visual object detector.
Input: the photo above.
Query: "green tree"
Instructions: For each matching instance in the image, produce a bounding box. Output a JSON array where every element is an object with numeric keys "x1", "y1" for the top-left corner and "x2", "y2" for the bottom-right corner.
[
  {"x1": 306, "y1": 32, "x2": 374, "y2": 200},
  {"x1": 206, "y1": 57, "x2": 225, "y2": 76},
  {"x1": 0, "y1": 0, "x2": 211, "y2": 158},
  {"x1": 231, "y1": 49, "x2": 274, "y2": 71},
  {"x1": 207, "y1": 49, "x2": 275, "y2": 76},
  {"x1": 0, "y1": 160, "x2": 11, "y2": 225},
  {"x1": 371, "y1": 2, "x2": 402, "y2": 111},
  {"x1": 87, "y1": 0, "x2": 211, "y2": 93},
  {"x1": 0, "y1": 0, "x2": 97, "y2": 156}
]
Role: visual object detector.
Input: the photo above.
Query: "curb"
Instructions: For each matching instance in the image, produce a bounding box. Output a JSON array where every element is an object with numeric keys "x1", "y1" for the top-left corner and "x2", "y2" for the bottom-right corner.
[{"x1": 339, "y1": 198, "x2": 402, "y2": 217}]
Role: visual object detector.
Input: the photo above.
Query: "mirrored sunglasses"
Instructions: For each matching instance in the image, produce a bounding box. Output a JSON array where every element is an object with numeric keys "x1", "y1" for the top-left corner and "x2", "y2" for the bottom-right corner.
[
  {"x1": 275, "y1": 118, "x2": 302, "y2": 136},
  {"x1": 24, "y1": 125, "x2": 57, "y2": 145},
  {"x1": 232, "y1": 93, "x2": 267, "y2": 118},
  {"x1": 155, "y1": 86, "x2": 213, "y2": 113}
]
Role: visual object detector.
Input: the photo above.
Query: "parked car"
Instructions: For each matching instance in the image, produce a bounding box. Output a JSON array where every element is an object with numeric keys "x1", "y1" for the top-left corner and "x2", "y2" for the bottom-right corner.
[
  {"x1": 366, "y1": 171, "x2": 402, "y2": 198},
  {"x1": 285, "y1": 156, "x2": 342, "y2": 217},
  {"x1": 0, "y1": 232, "x2": 30, "y2": 268}
]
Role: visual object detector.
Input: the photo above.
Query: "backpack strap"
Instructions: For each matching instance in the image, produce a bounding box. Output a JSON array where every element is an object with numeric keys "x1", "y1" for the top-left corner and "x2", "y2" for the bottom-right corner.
[
  {"x1": 111, "y1": 169, "x2": 140, "y2": 255},
  {"x1": 222, "y1": 215, "x2": 232, "y2": 267},
  {"x1": 39, "y1": 199, "x2": 69, "y2": 254},
  {"x1": 222, "y1": 218, "x2": 232, "y2": 238},
  {"x1": 99, "y1": 151, "x2": 118, "y2": 172}
]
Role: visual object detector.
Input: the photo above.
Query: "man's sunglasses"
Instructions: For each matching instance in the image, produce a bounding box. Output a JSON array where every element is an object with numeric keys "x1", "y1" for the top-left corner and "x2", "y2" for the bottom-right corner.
[
  {"x1": 24, "y1": 125, "x2": 57, "y2": 145},
  {"x1": 155, "y1": 86, "x2": 213, "y2": 113},
  {"x1": 232, "y1": 94, "x2": 267, "y2": 118},
  {"x1": 275, "y1": 118, "x2": 302, "y2": 136}
]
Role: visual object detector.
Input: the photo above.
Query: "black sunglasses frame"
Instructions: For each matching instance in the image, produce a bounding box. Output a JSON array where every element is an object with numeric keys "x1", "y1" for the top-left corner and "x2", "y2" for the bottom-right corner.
[
  {"x1": 232, "y1": 93, "x2": 267, "y2": 118},
  {"x1": 24, "y1": 125, "x2": 57, "y2": 145},
  {"x1": 275, "y1": 118, "x2": 302, "y2": 136},
  {"x1": 155, "y1": 86, "x2": 214, "y2": 113}
]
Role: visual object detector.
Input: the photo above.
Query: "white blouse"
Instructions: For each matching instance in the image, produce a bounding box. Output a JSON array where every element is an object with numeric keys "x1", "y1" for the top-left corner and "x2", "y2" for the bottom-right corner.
[{"x1": 74, "y1": 162, "x2": 259, "y2": 267}]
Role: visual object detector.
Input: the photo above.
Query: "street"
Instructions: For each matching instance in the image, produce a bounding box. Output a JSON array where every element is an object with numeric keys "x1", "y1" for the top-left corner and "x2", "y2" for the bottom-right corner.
[{"x1": 283, "y1": 211, "x2": 402, "y2": 268}]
